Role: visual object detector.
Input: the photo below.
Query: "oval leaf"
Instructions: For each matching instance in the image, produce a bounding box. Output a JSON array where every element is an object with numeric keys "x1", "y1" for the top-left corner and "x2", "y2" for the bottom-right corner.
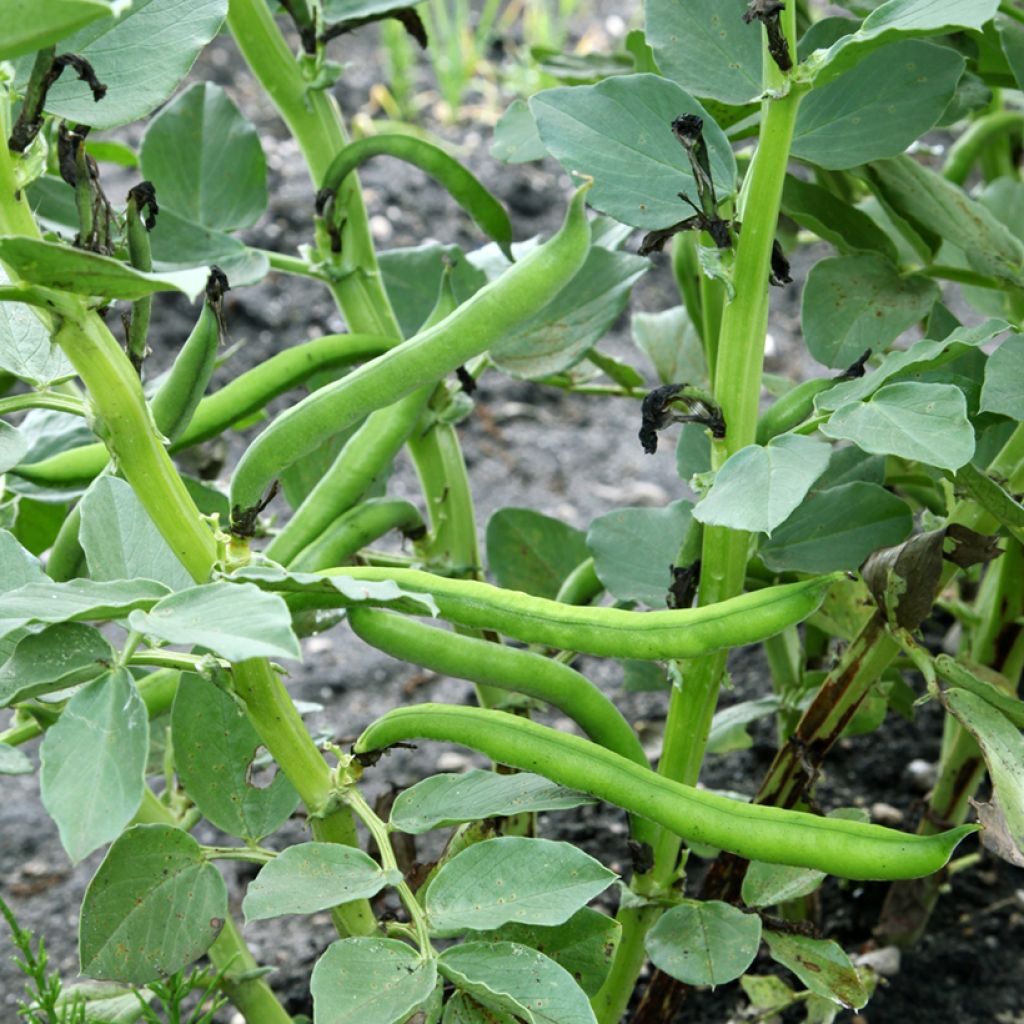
[
  {"x1": 140, "y1": 81, "x2": 268, "y2": 232},
  {"x1": 530, "y1": 74, "x2": 736, "y2": 229},
  {"x1": 692, "y1": 435, "x2": 831, "y2": 536},
  {"x1": 0, "y1": 622, "x2": 113, "y2": 707},
  {"x1": 243, "y1": 842, "x2": 398, "y2": 922},
  {"x1": 311, "y1": 937, "x2": 437, "y2": 1024},
  {"x1": 426, "y1": 837, "x2": 615, "y2": 934},
  {"x1": 128, "y1": 582, "x2": 301, "y2": 662},
  {"x1": 821, "y1": 382, "x2": 975, "y2": 471},
  {"x1": 171, "y1": 673, "x2": 298, "y2": 841},
  {"x1": 0, "y1": 0, "x2": 114, "y2": 61},
  {"x1": 439, "y1": 941, "x2": 596, "y2": 1024},
  {"x1": 759, "y1": 481, "x2": 913, "y2": 574},
  {"x1": 390, "y1": 770, "x2": 592, "y2": 834},
  {"x1": 0, "y1": 420, "x2": 28, "y2": 474},
  {"x1": 763, "y1": 930, "x2": 868, "y2": 1009},
  {"x1": 0, "y1": 268, "x2": 74, "y2": 385},
  {"x1": 981, "y1": 334, "x2": 1024, "y2": 419},
  {"x1": 486, "y1": 508, "x2": 589, "y2": 599},
  {"x1": 742, "y1": 861, "x2": 827, "y2": 908},
  {"x1": 79, "y1": 824, "x2": 227, "y2": 984},
  {"x1": 645, "y1": 901, "x2": 761, "y2": 986},
  {"x1": 586, "y1": 501, "x2": 693, "y2": 607},
  {"x1": 40, "y1": 668, "x2": 148, "y2": 863}
]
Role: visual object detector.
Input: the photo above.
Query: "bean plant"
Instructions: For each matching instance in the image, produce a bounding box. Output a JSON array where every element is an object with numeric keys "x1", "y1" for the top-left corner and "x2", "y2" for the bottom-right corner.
[{"x1": 1, "y1": 1, "x2": 1023, "y2": 1022}]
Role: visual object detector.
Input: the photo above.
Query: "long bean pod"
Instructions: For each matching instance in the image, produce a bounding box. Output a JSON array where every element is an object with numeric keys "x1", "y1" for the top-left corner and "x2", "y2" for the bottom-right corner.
[
  {"x1": 229, "y1": 183, "x2": 592, "y2": 520},
  {"x1": 13, "y1": 333, "x2": 393, "y2": 487},
  {"x1": 354, "y1": 705, "x2": 975, "y2": 880},
  {"x1": 315, "y1": 567, "x2": 839, "y2": 660},
  {"x1": 320, "y1": 134, "x2": 513, "y2": 258}
]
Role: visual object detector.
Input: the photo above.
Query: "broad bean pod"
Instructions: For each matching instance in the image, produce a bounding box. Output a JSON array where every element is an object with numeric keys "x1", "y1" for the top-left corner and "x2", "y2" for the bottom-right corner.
[
  {"x1": 13, "y1": 333, "x2": 392, "y2": 487},
  {"x1": 229, "y1": 183, "x2": 592, "y2": 519},
  {"x1": 354, "y1": 705, "x2": 975, "y2": 880},
  {"x1": 320, "y1": 134, "x2": 513, "y2": 258},
  {"x1": 755, "y1": 377, "x2": 834, "y2": 445},
  {"x1": 289, "y1": 499, "x2": 424, "y2": 572},
  {"x1": 316, "y1": 567, "x2": 840, "y2": 660},
  {"x1": 149, "y1": 269, "x2": 227, "y2": 443}
]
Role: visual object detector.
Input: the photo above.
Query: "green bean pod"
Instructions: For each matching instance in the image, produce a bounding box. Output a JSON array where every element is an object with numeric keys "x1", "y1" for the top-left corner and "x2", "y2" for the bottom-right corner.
[
  {"x1": 13, "y1": 333, "x2": 393, "y2": 487},
  {"x1": 320, "y1": 134, "x2": 513, "y2": 258},
  {"x1": 755, "y1": 377, "x2": 835, "y2": 445},
  {"x1": 230, "y1": 183, "x2": 592, "y2": 519},
  {"x1": 354, "y1": 704, "x2": 976, "y2": 880},
  {"x1": 314, "y1": 567, "x2": 840, "y2": 660},
  {"x1": 289, "y1": 498, "x2": 424, "y2": 572},
  {"x1": 347, "y1": 608, "x2": 648, "y2": 769},
  {"x1": 149, "y1": 268, "x2": 227, "y2": 443}
]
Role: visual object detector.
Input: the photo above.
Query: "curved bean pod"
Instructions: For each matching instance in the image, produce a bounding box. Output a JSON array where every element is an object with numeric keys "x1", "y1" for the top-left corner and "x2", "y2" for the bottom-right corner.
[
  {"x1": 14, "y1": 333, "x2": 392, "y2": 487},
  {"x1": 230, "y1": 183, "x2": 592, "y2": 518},
  {"x1": 321, "y1": 135, "x2": 513, "y2": 258},
  {"x1": 289, "y1": 499, "x2": 424, "y2": 572},
  {"x1": 354, "y1": 704, "x2": 976, "y2": 880},
  {"x1": 755, "y1": 377, "x2": 834, "y2": 445},
  {"x1": 315, "y1": 567, "x2": 840, "y2": 660},
  {"x1": 347, "y1": 608, "x2": 648, "y2": 769}
]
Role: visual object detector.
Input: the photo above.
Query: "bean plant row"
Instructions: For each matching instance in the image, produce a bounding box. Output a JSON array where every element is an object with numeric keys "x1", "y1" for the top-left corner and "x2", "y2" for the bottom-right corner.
[{"x1": 1, "y1": 0, "x2": 1023, "y2": 1022}]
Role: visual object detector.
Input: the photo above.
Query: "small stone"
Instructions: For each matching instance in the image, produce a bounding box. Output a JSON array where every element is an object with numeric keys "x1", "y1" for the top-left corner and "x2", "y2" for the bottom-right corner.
[
  {"x1": 871, "y1": 802, "x2": 904, "y2": 827},
  {"x1": 436, "y1": 750, "x2": 472, "y2": 772},
  {"x1": 856, "y1": 945, "x2": 901, "y2": 977},
  {"x1": 906, "y1": 758, "x2": 937, "y2": 793},
  {"x1": 369, "y1": 214, "x2": 393, "y2": 242}
]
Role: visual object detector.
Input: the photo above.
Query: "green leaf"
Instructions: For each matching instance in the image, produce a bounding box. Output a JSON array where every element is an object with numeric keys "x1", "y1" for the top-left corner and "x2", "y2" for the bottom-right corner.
[
  {"x1": 759, "y1": 482, "x2": 913, "y2": 574},
  {"x1": 41, "y1": 0, "x2": 228, "y2": 130},
  {"x1": 586, "y1": 501, "x2": 693, "y2": 607},
  {"x1": 425, "y1": 837, "x2": 615, "y2": 934},
  {"x1": 243, "y1": 842, "x2": 398, "y2": 922},
  {"x1": 140, "y1": 82, "x2": 267, "y2": 232},
  {"x1": 443, "y1": 993, "x2": 518, "y2": 1024},
  {"x1": 53, "y1": 980, "x2": 154, "y2": 1023},
  {"x1": 631, "y1": 306, "x2": 708, "y2": 387},
  {"x1": 79, "y1": 477, "x2": 193, "y2": 591},
  {"x1": 0, "y1": 0, "x2": 114, "y2": 60},
  {"x1": 676, "y1": 422, "x2": 712, "y2": 481},
  {"x1": 0, "y1": 578, "x2": 170, "y2": 641},
  {"x1": 707, "y1": 696, "x2": 782, "y2": 755},
  {"x1": 693, "y1": 435, "x2": 831, "y2": 535},
  {"x1": 128, "y1": 582, "x2": 301, "y2": 662},
  {"x1": 491, "y1": 99, "x2": 548, "y2": 163},
  {"x1": 811, "y1": 0, "x2": 998, "y2": 85},
  {"x1": 645, "y1": 0, "x2": 763, "y2": 105},
  {"x1": 485, "y1": 509, "x2": 589, "y2": 600},
  {"x1": 439, "y1": 941, "x2": 597, "y2": 1024},
  {"x1": 146, "y1": 208, "x2": 270, "y2": 288},
  {"x1": 228, "y1": 564, "x2": 439, "y2": 617},
  {"x1": 475, "y1": 909, "x2": 620, "y2": 997},
  {"x1": 311, "y1": 938, "x2": 437, "y2": 1024},
  {"x1": 0, "y1": 238, "x2": 209, "y2": 302},
  {"x1": 0, "y1": 268, "x2": 74, "y2": 386},
  {"x1": 740, "y1": 973, "x2": 797, "y2": 1012},
  {"x1": 792, "y1": 41, "x2": 964, "y2": 170},
  {"x1": 530, "y1": 74, "x2": 736, "y2": 230},
  {"x1": 40, "y1": 668, "x2": 147, "y2": 863},
  {"x1": 780, "y1": 175, "x2": 898, "y2": 261},
  {"x1": 0, "y1": 420, "x2": 27, "y2": 474},
  {"x1": 390, "y1": 770, "x2": 592, "y2": 834},
  {"x1": 378, "y1": 243, "x2": 487, "y2": 339},
  {"x1": 815, "y1": 319, "x2": 1009, "y2": 411},
  {"x1": 0, "y1": 743, "x2": 33, "y2": 776},
  {"x1": 489, "y1": 246, "x2": 647, "y2": 378},
  {"x1": 742, "y1": 862, "x2": 827, "y2": 908},
  {"x1": 864, "y1": 156, "x2": 1024, "y2": 287},
  {"x1": 822, "y1": 382, "x2": 975, "y2": 470},
  {"x1": 0, "y1": 527, "x2": 46, "y2": 590},
  {"x1": 801, "y1": 253, "x2": 939, "y2": 369},
  {"x1": 943, "y1": 688, "x2": 1024, "y2": 860},
  {"x1": 981, "y1": 334, "x2": 1024, "y2": 418},
  {"x1": 79, "y1": 824, "x2": 227, "y2": 984},
  {"x1": 999, "y1": 16, "x2": 1024, "y2": 90},
  {"x1": 0, "y1": 622, "x2": 113, "y2": 706},
  {"x1": 171, "y1": 673, "x2": 299, "y2": 841},
  {"x1": 763, "y1": 931, "x2": 868, "y2": 1008},
  {"x1": 645, "y1": 901, "x2": 761, "y2": 986}
]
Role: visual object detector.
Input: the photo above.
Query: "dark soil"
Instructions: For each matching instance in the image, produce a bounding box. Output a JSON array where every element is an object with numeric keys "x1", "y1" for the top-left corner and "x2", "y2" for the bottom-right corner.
[{"x1": 2, "y1": 11, "x2": 1023, "y2": 1024}]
